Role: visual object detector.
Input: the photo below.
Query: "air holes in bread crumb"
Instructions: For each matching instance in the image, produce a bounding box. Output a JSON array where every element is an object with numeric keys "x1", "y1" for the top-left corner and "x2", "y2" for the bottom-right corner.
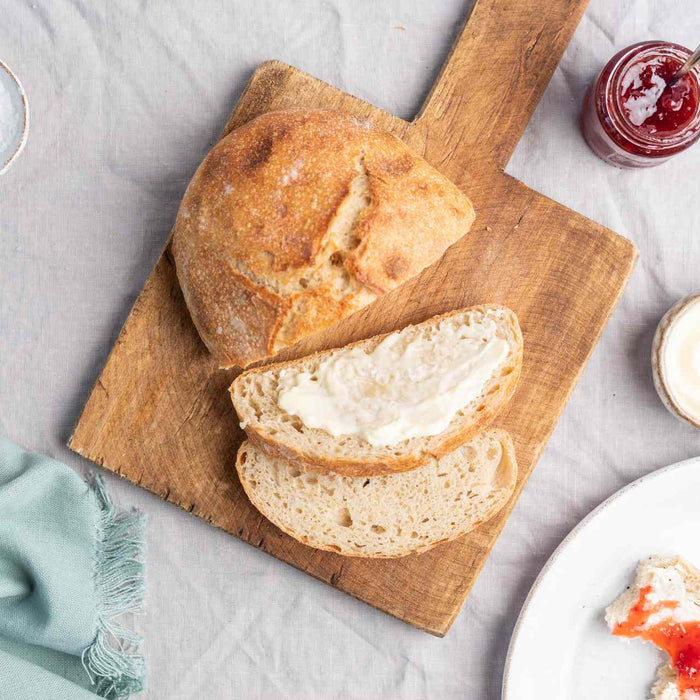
[
  {"x1": 336, "y1": 508, "x2": 353, "y2": 527},
  {"x1": 371, "y1": 525, "x2": 385, "y2": 534},
  {"x1": 299, "y1": 278, "x2": 309, "y2": 288},
  {"x1": 329, "y1": 252, "x2": 344, "y2": 266},
  {"x1": 304, "y1": 474, "x2": 318, "y2": 485}
]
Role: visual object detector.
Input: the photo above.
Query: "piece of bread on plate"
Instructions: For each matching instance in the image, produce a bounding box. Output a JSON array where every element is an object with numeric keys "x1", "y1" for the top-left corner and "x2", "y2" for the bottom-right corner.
[
  {"x1": 236, "y1": 429, "x2": 517, "y2": 558},
  {"x1": 172, "y1": 109, "x2": 476, "y2": 369},
  {"x1": 606, "y1": 556, "x2": 700, "y2": 700},
  {"x1": 231, "y1": 304, "x2": 522, "y2": 476}
]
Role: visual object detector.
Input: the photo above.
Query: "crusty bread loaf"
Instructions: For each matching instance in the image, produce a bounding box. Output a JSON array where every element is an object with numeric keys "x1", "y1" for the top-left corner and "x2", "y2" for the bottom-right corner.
[
  {"x1": 172, "y1": 109, "x2": 476, "y2": 369},
  {"x1": 236, "y1": 430, "x2": 517, "y2": 558},
  {"x1": 231, "y1": 305, "x2": 522, "y2": 476}
]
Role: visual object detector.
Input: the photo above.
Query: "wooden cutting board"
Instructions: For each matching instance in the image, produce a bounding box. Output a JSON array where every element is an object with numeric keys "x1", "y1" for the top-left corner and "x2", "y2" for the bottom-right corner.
[{"x1": 69, "y1": 0, "x2": 637, "y2": 636}]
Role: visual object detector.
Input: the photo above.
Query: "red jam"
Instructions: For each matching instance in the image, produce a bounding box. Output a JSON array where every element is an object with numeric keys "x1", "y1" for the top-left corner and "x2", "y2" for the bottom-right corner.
[
  {"x1": 582, "y1": 42, "x2": 700, "y2": 168},
  {"x1": 613, "y1": 585, "x2": 700, "y2": 694}
]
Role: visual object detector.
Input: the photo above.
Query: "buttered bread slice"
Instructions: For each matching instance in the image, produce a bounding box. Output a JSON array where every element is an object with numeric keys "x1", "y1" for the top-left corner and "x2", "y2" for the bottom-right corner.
[
  {"x1": 231, "y1": 305, "x2": 522, "y2": 476},
  {"x1": 236, "y1": 430, "x2": 517, "y2": 558}
]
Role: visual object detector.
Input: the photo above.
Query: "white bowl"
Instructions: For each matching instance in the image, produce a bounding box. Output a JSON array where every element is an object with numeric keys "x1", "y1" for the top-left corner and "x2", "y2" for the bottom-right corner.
[
  {"x1": 652, "y1": 292, "x2": 700, "y2": 430},
  {"x1": 0, "y1": 59, "x2": 28, "y2": 175}
]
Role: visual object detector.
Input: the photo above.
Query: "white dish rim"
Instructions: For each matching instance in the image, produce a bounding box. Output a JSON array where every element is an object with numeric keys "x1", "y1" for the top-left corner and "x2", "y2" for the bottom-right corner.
[
  {"x1": 501, "y1": 454, "x2": 700, "y2": 700},
  {"x1": 0, "y1": 58, "x2": 29, "y2": 175}
]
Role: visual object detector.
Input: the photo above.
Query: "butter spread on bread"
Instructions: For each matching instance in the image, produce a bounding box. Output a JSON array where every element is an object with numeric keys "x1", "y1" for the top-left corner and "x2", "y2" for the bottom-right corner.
[
  {"x1": 231, "y1": 305, "x2": 522, "y2": 477},
  {"x1": 606, "y1": 556, "x2": 700, "y2": 700},
  {"x1": 277, "y1": 316, "x2": 509, "y2": 447}
]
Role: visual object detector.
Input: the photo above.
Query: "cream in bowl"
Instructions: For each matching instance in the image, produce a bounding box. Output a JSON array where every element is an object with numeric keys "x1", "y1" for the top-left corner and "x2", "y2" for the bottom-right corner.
[
  {"x1": 0, "y1": 59, "x2": 28, "y2": 175},
  {"x1": 653, "y1": 293, "x2": 700, "y2": 429}
]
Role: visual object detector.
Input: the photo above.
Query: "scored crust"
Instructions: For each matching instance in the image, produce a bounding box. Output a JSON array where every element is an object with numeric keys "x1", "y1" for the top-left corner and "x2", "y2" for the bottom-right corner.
[
  {"x1": 230, "y1": 304, "x2": 523, "y2": 476},
  {"x1": 172, "y1": 109, "x2": 476, "y2": 369},
  {"x1": 235, "y1": 429, "x2": 518, "y2": 558}
]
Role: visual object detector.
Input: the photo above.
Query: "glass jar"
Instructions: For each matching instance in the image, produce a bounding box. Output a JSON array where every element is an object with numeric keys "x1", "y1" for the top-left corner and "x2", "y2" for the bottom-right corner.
[{"x1": 581, "y1": 41, "x2": 700, "y2": 168}]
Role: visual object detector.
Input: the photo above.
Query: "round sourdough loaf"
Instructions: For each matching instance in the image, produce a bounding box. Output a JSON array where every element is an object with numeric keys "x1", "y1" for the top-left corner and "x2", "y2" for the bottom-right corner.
[{"x1": 172, "y1": 109, "x2": 475, "y2": 368}]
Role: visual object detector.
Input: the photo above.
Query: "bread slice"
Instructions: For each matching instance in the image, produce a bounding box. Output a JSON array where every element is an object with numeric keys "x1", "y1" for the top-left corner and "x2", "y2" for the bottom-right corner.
[
  {"x1": 172, "y1": 109, "x2": 476, "y2": 369},
  {"x1": 231, "y1": 305, "x2": 522, "y2": 476},
  {"x1": 236, "y1": 429, "x2": 517, "y2": 558}
]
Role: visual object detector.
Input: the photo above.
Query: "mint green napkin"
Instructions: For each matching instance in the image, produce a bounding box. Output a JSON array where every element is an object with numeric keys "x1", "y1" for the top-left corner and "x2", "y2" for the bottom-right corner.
[{"x1": 0, "y1": 438, "x2": 145, "y2": 698}]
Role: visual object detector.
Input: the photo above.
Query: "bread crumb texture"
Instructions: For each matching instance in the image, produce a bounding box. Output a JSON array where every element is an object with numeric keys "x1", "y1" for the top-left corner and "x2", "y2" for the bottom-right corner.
[{"x1": 236, "y1": 429, "x2": 517, "y2": 558}]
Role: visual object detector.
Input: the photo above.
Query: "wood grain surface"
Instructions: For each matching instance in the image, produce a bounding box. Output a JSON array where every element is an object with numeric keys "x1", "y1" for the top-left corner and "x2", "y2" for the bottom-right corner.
[{"x1": 69, "y1": 0, "x2": 637, "y2": 636}]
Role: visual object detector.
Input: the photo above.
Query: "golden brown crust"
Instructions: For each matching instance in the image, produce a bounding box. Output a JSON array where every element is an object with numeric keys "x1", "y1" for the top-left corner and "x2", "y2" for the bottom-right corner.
[
  {"x1": 173, "y1": 234, "x2": 287, "y2": 364},
  {"x1": 347, "y1": 141, "x2": 475, "y2": 293},
  {"x1": 173, "y1": 109, "x2": 475, "y2": 368},
  {"x1": 231, "y1": 304, "x2": 523, "y2": 476}
]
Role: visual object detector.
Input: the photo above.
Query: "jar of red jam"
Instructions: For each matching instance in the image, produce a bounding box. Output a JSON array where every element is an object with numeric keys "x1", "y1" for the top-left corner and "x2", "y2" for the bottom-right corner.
[{"x1": 582, "y1": 41, "x2": 700, "y2": 168}]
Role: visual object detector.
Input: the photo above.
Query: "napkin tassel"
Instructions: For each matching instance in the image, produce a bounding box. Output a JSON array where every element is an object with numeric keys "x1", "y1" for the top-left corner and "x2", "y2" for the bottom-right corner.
[{"x1": 81, "y1": 474, "x2": 146, "y2": 699}]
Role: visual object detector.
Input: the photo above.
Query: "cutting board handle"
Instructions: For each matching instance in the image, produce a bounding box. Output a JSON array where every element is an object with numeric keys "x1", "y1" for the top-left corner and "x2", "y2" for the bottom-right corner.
[{"x1": 415, "y1": 0, "x2": 590, "y2": 170}]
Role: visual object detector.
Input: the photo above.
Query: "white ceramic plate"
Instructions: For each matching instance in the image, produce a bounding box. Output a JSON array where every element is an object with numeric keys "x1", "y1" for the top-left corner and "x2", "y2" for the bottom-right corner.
[
  {"x1": 503, "y1": 457, "x2": 700, "y2": 700},
  {"x1": 0, "y1": 59, "x2": 28, "y2": 175}
]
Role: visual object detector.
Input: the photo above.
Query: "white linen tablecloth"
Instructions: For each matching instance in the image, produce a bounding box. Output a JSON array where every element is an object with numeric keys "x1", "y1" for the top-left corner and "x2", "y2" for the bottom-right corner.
[{"x1": 1, "y1": 0, "x2": 699, "y2": 697}]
